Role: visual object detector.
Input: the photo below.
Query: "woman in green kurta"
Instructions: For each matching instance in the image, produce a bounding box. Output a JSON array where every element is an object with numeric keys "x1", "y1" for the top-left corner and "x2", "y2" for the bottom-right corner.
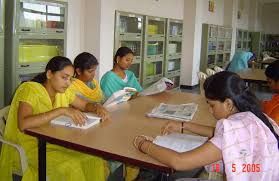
[
  {"x1": 100, "y1": 47, "x2": 142, "y2": 181},
  {"x1": 0, "y1": 56, "x2": 110, "y2": 181},
  {"x1": 101, "y1": 47, "x2": 143, "y2": 99}
]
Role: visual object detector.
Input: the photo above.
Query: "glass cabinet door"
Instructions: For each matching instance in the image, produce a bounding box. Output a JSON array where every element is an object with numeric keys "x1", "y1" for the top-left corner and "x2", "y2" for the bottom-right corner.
[
  {"x1": 119, "y1": 14, "x2": 143, "y2": 34},
  {"x1": 169, "y1": 21, "x2": 182, "y2": 36},
  {"x1": 209, "y1": 25, "x2": 218, "y2": 38},
  {"x1": 167, "y1": 59, "x2": 180, "y2": 72},
  {"x1": 148, "y1": 18, "x2": 165, "y2": 35},
  {"x1": 147, "y1": 41, "x2": 164, "y2": 56},
  {"x1": 18, "y1": 39, "x2": 64, "y2": 66},
  {"x1": 117, "y1": 41, "x2": 141, "y2": 61},
  {"x1": 168, "y1": 41, "x2": 181, "y2": 54},
  {"x1": 0, "y1": 0, "x2": 3, "y2": 33},
  {"x1": 18, "y1": 0, "x2": 66, "y2": 32},
  {"x1": 129, "y1": 63, "x2": 140, "y2": 79},
  {"x1": 145, "y1": 61, "x2": 162, "y2": 77}
]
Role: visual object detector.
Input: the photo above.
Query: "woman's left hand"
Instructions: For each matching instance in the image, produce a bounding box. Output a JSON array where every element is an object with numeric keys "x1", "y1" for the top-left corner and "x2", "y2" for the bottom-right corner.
[
  {"x1": 133, "y1": 135, "x2": 154, "y2": 150},
  {"x1": 95, "y1": 104, "x2": 110, "y2": 121}
]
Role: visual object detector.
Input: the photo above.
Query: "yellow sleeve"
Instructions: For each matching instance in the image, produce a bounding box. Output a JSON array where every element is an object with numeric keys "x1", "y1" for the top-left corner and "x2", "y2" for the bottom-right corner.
[{"x1": 16, "y1": 82, "x2": 39, "y2": 107}]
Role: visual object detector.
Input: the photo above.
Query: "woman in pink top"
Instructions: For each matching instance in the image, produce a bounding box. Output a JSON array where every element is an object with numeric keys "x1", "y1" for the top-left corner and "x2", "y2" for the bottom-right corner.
[{"x1": 134, "y1": 71, "x2": 279, "y2": 181}]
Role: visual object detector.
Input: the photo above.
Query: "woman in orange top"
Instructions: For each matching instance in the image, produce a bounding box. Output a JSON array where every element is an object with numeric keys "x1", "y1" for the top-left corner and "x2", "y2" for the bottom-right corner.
[{"x1": 263, "y1": 60, "x2": 279, "y2": 124}]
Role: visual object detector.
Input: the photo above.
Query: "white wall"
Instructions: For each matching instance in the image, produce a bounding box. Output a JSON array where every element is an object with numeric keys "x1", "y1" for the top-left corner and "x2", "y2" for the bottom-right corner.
[
  {"x1": 262, "y1": 3, "x2": 279, "y2": 34},
  {"x1": 66, "y1": 0, "x2": 85, "y2": 60},
  {"x1": 201, "y1": 0, "x2": 224, "y2": 26},
  {"x1": 237, "y1": 0, "x2": 250, "y2": 29}
]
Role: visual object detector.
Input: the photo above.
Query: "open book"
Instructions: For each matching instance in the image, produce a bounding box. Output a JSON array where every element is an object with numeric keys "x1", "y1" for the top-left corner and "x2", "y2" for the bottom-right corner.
[
  {"x1": 147, "y1": 103, "x2": 198, "y2": 121},
  {"x1": 51, "y1": 113, "x2": 101, "y2": 129},
  {"x1": 153, "y1": 133, "x2": 208, "y2": 153},
  {"x1": 139, "y1": 77, "x2": 174, "y2": 96},
  {"x1": 103, "y1": 87, "x2": 137, "y2": 107}
]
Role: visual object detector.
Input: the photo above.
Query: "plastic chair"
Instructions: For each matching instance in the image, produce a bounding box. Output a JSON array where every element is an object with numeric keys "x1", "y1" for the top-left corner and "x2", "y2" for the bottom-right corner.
[
  {"x1": 0, "y1": 106, "x2": 28, "y2": 176},
  {"x1": 206, "y1": 68, "x2": 216, "y2": 76},
  {"x1": 213, "y1": 66, "x2": 224, "y2": 73}
]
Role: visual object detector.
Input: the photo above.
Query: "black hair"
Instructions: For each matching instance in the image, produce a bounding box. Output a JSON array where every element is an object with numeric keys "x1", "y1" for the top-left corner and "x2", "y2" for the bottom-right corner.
[
  {"x1": 74, "y1": 52, "x2": 99, "y2": 75},
  {"x1": 113, "y1": 47, "x2": 134, "y2": 66},
  {"x1": 32, "y1": 56, "x2": 73, "y2": 84},
  {"x1": 204, "y1": 71, "x2": 279, "y2": 149},
  {"x1": 265, "y1": 60, "x2": 279, "y2": 82}
]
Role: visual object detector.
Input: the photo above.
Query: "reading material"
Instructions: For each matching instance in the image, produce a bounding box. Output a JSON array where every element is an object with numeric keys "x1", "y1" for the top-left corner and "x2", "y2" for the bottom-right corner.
[
  {"x1": 139, "y1": 77, "x2": 174, "y2": 96},
  {"x1": 153, "y1": 133, "x2": 208, "y2": 152},
  {"x1": 103, "y1": 87, "x2": 136, "y2": 107},
  {"x1": 51, "y1": 112, "x2": 101, "y2": 129},
  {"x1": 147, "y1": 103, "x2": 198, "y2": 121}
]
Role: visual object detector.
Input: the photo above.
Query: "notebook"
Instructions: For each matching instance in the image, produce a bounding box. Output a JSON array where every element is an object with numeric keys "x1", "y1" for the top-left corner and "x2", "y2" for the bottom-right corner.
[
  {"x1": 51, "y1": 113, "x2": 101, "y2": 129},
  {"x1": 153, "y1": 133, "x2": 208, "y2": 153}
]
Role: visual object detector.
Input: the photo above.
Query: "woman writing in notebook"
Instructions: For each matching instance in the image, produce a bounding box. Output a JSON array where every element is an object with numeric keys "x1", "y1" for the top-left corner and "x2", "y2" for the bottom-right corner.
[
  {"x1": 0, "y1": 56, "x2": 110, "y2": 181},
  {"x1": 134, "y1": 71, "x2": 279, "y2": 180},
  {"x1": 70, "y1": 52, "x2": 104, "y2": 103},
  {"x1": 101, "y1": 46, "x2": 143, "y2": 99}
]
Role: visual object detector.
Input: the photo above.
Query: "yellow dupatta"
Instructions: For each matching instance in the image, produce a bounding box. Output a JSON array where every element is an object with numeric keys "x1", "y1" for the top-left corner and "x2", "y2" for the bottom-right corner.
[{"x1": 70, "y1": 78, "x2": 104, "y2": 103}]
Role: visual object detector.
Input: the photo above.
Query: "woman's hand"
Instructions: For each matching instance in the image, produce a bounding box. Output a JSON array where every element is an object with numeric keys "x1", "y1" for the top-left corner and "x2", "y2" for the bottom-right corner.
[
  {"x1": 95, "y1": 104, "x2": 110, "y2": 121},
  {"x1": 63, "y1": 107, "x2": 87, "y2": 126},
  {"x1": 161, "y1": 121, "x2": 183, "y2": 135},
  {"x1": 131, "y1": 92, "x2": 139, "y2": 99},
  {"x1": 133, "y1": 135, "x2": 154, "y2": 154}
]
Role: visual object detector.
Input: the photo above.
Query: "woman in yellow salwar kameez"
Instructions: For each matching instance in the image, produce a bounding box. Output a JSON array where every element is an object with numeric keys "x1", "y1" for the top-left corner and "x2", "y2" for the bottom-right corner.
[
  {"x1": 70, "y1": 52, "x2": 104, "y2": 103},
  {"x1": 69, "y1": 52, "x2": 139, "y2": 181},
  {"x1": 0, "y1": 56, "x2": 110, "y2": 181}
]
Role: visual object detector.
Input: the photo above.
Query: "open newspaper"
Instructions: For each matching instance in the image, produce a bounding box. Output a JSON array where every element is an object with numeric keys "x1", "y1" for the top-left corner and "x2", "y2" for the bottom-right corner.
[
  {"x1": 103, "y1": 87, "x2": 137, "y2": 107},
  {"x1": 139, "y1": 77, "x2": 174, "y2": 96},
  {"x1": 147, "y1": 103, "x2": 198, "y2": 121},
  {"x1": 153, "y1": 133, "x2": 208, "y2": 152}
]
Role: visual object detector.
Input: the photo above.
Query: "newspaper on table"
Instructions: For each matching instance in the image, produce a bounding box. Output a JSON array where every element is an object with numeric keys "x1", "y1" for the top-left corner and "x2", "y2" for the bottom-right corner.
[
  {"x1": 139, "y1": 77, "x2": 174, "y2": 96},
  {"x1": 147, "y1": 103, "x2": 198, "y2": 121},
  {"x1": 153, "y1": 133, "x2": 208, "y2": 153}
]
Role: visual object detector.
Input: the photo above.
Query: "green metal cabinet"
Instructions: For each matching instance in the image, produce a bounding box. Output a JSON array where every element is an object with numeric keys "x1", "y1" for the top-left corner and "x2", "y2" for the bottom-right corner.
[
  {"x1": 251, "y1": 32, "x2": 265, "y2": 59},
  {"x1": 142, "y1": 15, "x2": 166, "y2": 87},
  {"x1": 164, "y1": 18, "x2": 182, "y2": 89},
  {"x1": 0, "y1": 0, "x2": 4, "y2": 108},
  {"x1": 200, "y1": 24, "x2": 232, "y2": 72},
  {"x1": 114, "y1": 11, "x2": 144, "y2": 82},
  {"x1": 236, "y1": 29, "x2": 252, "y2": 52},
  {"x1": 4, "y1": 0, "x2": 67, "y2": 105}
]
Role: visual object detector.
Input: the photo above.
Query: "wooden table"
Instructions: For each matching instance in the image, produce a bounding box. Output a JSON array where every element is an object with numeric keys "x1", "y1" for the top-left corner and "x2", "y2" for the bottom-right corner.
[
  {"x1": 236, "y1": 68, "x2": 267, "y2": 84},
  {"x1": 25, "y1": 92, "x2": 215, "y2": 181}
]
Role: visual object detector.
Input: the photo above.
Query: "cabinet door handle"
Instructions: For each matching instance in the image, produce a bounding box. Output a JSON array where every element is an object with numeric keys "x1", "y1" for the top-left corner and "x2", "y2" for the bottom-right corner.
[
  {"x1": 56, "y1": 30, "x2": 64, "y2": 33},
  {"x1": 20, "y1": 65, "x2": 30, "y2": 67},
  {"x1": 120, "y1": 33, "x2": 124, "y2": 36},
  {"x1": 21, "y1": 28, "x2": 31, "y2": 32}
]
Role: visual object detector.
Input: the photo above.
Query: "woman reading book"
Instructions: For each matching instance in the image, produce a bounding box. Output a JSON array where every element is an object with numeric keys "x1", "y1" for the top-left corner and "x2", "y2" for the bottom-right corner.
[
  {"x1": 100, "y1": 47, "x2": 143, "y2": 99},
  {"x1": 0, "y1": 56, "x2": 110, "y2": 181},
  {"x1": 69, "y1": 52, "x2": 104, "y2": 103},
  {"x1": 134, "y1": 71, "x2": 279, "y2": 180}
]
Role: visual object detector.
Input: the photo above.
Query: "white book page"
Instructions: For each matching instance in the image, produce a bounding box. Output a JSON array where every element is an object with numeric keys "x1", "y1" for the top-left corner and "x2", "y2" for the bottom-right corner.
[{"x1": 153, "y1": 133, "x2": 208, "y2": 153}]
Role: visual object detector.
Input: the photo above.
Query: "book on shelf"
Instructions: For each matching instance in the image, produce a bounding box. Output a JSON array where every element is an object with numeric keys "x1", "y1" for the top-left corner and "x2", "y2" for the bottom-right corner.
[{"x1": 51, "y1": 112, "x2": 101, "y2": 129}]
